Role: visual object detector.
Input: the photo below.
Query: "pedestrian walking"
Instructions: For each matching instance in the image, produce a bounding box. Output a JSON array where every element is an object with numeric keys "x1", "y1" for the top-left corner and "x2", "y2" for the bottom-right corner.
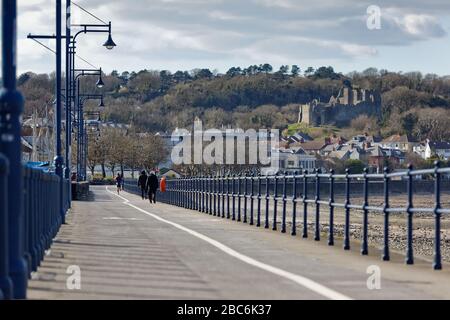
[
  {"x1": 138, "y1": 170, "x2": 148, "y2": 200},
  {"x1": 115, "y1": 173, "x2": 123, "y2": 195},
  {"x1": 146, "y1": 171, "x2": 159, "y2": 204}
]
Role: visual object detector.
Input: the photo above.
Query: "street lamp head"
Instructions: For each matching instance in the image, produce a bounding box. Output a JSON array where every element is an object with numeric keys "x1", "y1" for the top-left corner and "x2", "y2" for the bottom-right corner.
[
  {"x1": 96, "y1": 75, "x2": 105, "y2": 89},
  {"x1": 103, "y1": 33, "x2": 116, "y2": 50}
]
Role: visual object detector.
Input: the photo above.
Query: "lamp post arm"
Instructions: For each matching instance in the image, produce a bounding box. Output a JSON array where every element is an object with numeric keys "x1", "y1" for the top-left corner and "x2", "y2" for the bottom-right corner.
[
  {"x1": 27, "y1": 34, "x2": 72, "y2": 39},
  {"x1": 72, "y1": 23, "x2": 110, "y2": 42}
]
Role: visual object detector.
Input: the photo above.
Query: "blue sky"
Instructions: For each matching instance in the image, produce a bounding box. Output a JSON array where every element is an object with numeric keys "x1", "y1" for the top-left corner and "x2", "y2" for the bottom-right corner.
[{"x1": 12, "y1": 0, "x2": 450, "y2": 76}]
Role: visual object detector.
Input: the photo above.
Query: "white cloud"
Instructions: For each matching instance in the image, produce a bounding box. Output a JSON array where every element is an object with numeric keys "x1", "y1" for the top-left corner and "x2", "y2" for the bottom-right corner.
[
  {"x1": 399, "y1": 14, "x2": 446, "y2": 38},
  {"x1": 14, "y1": 0, "x2": 450, "y2": 75}
]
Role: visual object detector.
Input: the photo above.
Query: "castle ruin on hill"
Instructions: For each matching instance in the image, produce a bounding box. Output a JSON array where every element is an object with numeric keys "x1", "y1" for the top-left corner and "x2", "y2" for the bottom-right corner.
[{"x1": 298, "y1": 80, "x2": 381, "y2": 127}]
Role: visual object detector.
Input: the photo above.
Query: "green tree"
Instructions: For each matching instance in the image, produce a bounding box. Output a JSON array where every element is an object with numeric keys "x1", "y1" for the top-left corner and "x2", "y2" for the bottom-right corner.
[
  {"x1": 291, "y1": 65, "x2": 300, "y2": 77},
  {"x1": 304, "y1": 67, "x2": 315, "y2": 77},
  {"x1": 260, "y1": 64, "x2": 273, "y2": 74},
  {"x1": 344, "y1": 160, "x2": 365, "y2": 174}
]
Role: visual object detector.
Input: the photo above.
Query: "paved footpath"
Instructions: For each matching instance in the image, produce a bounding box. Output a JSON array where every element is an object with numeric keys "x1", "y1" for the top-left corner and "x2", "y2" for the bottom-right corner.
[{"x1": 28, "y1": 186, "x2": 450, "y2": 300}]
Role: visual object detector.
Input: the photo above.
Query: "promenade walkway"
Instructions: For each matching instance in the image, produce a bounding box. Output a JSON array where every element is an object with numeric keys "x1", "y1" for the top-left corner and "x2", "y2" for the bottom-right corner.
[{"x1": 28, "y1": 186, "x2": 450, "y2": 300}]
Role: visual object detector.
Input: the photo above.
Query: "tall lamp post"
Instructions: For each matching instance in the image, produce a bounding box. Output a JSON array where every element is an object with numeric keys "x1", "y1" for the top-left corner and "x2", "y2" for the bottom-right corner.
[
  {"x1": 55, "y1": 0, "x2": 64, "y2": 223},
  {"x1": 69, "y1": 23, "x2": 115, "y2": 182},
  {"x1": 76, "y1": 94, "x2": 104, "y2": 181},
  {"x1": 28, "y1": 0, "x2": 116, "y2": 206},
  {"x1": 69, "y1": 68, "x2": 104, "y2": 181},
  {"x1": 0, "y1": 0, "x2": 28, "y2": 299}
]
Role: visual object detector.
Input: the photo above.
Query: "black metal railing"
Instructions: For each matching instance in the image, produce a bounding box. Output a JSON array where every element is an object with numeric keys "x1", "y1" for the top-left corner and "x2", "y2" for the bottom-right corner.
[
  {"x1": 0, "y1": 152, "x2": 70, "y2": 299},
  {"x1": 155, "y1": 162, "x2": 450, "y2": 271}
]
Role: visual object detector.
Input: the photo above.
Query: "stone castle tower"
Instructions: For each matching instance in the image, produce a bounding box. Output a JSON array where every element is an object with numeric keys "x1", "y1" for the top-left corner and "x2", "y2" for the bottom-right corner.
[{"x1": 299, "y1": 80, "x2": 381, "y2": 127}]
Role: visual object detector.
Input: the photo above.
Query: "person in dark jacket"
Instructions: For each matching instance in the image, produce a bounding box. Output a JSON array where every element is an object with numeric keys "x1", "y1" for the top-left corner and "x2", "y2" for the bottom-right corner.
[
  {"x1": 146, "y1": 171, "x2": 159, "y2": 204},
  {"x1": 115, "y1": 173, "x2": 123, "y2": 195},
  {"x1": 137, "y1": 170, "x2": 148, "y2": 200}
]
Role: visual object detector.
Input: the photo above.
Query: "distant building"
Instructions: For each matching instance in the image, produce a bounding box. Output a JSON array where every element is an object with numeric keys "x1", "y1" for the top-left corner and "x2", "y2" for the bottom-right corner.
[
  {"x1": 293, "y1": 140, "x2": 329, "y2": 155},
  {"x1": 261, "y1": 147, "x2": 316, "y2": 175},
  {"x1": 299, "y1": 80, "x2": 381, "y2": 127},
  {"x1": 424, "y1": 140, "x2": 450, "y2": 160},
  {"x1": 156, "y1": 124, "x2": 277, "y2": 169},
  {"x1": 367, "y1": 146, "x2": 385, "y2": 173},
  {"x1": 285, "y1": 132, "x2": 313, "y2": 144},
  {"x1": 380, "y1": 134, "x2": 418, "y2": 153},
  {"x1": 328, "y1": 150, "x2": 351, "y2": 161}
]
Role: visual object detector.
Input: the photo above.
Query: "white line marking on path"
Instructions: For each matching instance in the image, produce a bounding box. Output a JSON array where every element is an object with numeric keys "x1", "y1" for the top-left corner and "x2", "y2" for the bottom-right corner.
[
  {"x1": 103, "y1": 217, "x2": 144, "y2": 221},
  {"x1": 106, "y1": 187, "x2": 352, "y2": 300}
]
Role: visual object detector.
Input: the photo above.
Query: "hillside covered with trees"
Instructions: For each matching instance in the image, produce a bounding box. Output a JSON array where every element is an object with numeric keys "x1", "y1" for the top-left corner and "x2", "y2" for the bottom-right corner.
[{"x1": 18, "y1": 65, "x2": 450, "y2": 141}]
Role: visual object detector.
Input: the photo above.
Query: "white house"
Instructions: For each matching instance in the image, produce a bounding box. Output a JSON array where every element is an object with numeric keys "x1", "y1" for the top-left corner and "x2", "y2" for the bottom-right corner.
[{"x1": 424, "y1": 140, "x2": 450, "y2": 160}]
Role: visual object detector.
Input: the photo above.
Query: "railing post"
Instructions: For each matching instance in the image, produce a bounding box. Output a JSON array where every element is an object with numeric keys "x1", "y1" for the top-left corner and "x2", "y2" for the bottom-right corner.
[
  {"x1": 168, "y1": 179, "x2": 172, "y2": 205},
  {"x1": 180, "y1": 178, "x2": 183, "y2": 207},
  {"x1": 291, "y1": 171, "x2": 298, "y2": 236},
  {"x1": 265, "y1": 175, "x2": 270, "y2": 229},
  {"x1": 217, "y1": 175, "x2": 221, "y2": 217},
  {"x1": 0, "y1": 154, "x2": 12, "y2": 299},
  {"x1": 177, "y1": 177, "x2": 184, "y2": 207},
  {"x1": 209, "y1": 175, "x2": 213, "y2": 215},
  {"x1": 382, "y1": 167, "x2": 390, "y2": 261},
  {"x1": 250, "y1": 173, "x2": 255, "y2": 226},
  {"x1": 177, "y1": 178, "x2": 181, "y2": 207},
  {"x1": 185, "y1": 177, "x2": 188, "y2": 208},
  {"x1": 226, "y1": 174, "x2": 231, "y2": 219},
  {"x1": 23, "y1": 168, "x2": 30, "y2": 275},
  {"x1": 433, "y1": 161, "x2": 442, "y2": 270},
  {"x1": 302, "y1": 170, "x2": 308, "y2": 238},
  {"x1": 184, "y1": 177, "x2": 188, "y2": 208},
  {"x1": 192, "y1": 177, "x2": 196, "y2": 210},
  {"x1": 406, "y1": 164, "x2": 414, "y2": 265},
  {"x1": 222, "y1": 174, "x2": 226, "y2": 218},
  {"x1": 281, "y1": 171, "x2": 288, "y2": 233},
  {"x1": 237, "y1": 174, "x2": 242, "y2": 222},
  {"x1": 31, "y1": 169, "x2": 39, "y2": 272},
  {"x1": 213, "y1": 175, "x2": 217, "y2": 216},
  {"x1": 243, "y1": 173, "x2": 248, "y2": 223},
  {"x1": 206, "y1": 175, "x2": 209, "y2": 214},
  {"x1": 188, "y1": 177, "x2": 192, "y2": 209},
  {"x1": 40, "y1": 172, "x2": 44, "y2": 259},
  {"x1": 193, "y1": 177, "x2": 196, "y2": 209},
  {"x1": 201, "y1": 176, "x2": 205, "y2": 213},
  {"x1": 361, "y1": 168, "x2": 369, "y2": 255},
  {"x1": 257, "y1": 174, "x2": 262, "y2": 227},
  {"x1": 328, "y1": 169, "x2": 335, "y2": 246},
  {"x1": 314, "y1": 169, "x2": 321, "y2": 241},
  {"x1": 174, "y1": 178, "x2": 178, "y2": 206},
  {"x1": 232, "y1": 174, "x2": 236, "y2": 220},
  {"x1": 196, "y1": 176, "x2": 200, "y2": 211},
  {"x1": 176, "y1": 178, "x2": 179, "y2": 206},
  {"x1": 273, "y1": 172, "x2": 279, "y2": 231},
  {"x1": 344, "y1": 169, "x2": 351, "y2": 250},
  {"x1": 181, "y1": 177, "x2": 185, "y2": 208}
]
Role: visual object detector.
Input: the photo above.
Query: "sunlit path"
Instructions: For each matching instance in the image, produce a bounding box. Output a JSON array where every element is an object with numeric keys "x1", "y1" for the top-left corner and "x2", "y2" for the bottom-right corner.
[{"x1": 27, "y1": 187, "x2": 450, "y2": 300}]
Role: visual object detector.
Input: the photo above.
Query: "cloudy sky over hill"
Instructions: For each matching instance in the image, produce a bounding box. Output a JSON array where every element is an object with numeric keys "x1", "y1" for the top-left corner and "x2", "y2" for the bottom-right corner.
[{"x1": 14, "y1": 0, "x2": 450, "y2": 75}]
